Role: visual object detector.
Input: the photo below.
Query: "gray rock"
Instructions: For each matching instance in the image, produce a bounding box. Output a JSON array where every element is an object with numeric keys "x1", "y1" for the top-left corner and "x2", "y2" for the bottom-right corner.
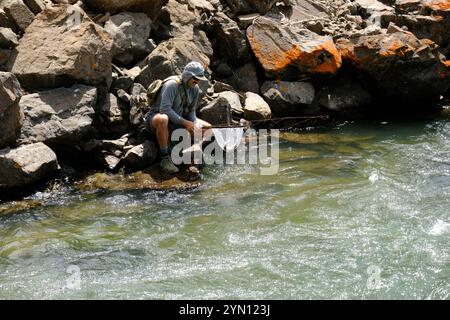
[
  {"x1": 81, "y1": 0, "x2": 167, "y2": 20},
  {"x1": 129, "y1": 83, "x2": 148, "y2": 126},
  {"x1": 213, "y1": 12, "x2": 250, "y2": 66},
  {"x1": 0, "y1": 142, "x2": 59, "y2": 189},
  {"x1": 123, "y1": 141, "x2": 158, "y2": 170},
  {"x1": 0, "y1": 48, "x2": 11, "y2": 66},
  {"x1": 0, "y1": 27, "x2": 18, "y2": 48},
  {"x1": 198, "y1": 96, "x2": 232, "y2": 126},
  {"x1": 8, "y1": 5, "x2": 112, "y2": 89},
  {"x1": 19, "y1": 85, "x2": 97, "y2": 145},
  {"x1": 136, "y1": 37, "x2": 210, "y2": 88},
  {"x1": 218, "y1": 91, "x2": 243, "y2": 115},
  {"x1": 104, "y1": 12, "x2": 152, "y2": 66},
  {"x1": 227, "y1": 62, "x2": 260, "y2": 93},
  {"x1": 225, "y1": 0, "x2": 287, "y2": 14},
  {"x1": 237, "y1": 13, "x2": 260, "y2": 29},
  {"x1": 0, "y1": 71, "x2": 23, "y2": 148},
  {"x1": 244, "y1": 92, "x2": 272, "y2": 120},
  {"x1": 99, "y1": 93, "x2": 124, "y2": 124},
  {"x1": 161, "y1": 0, "x2": 200, "y2": 38},
  {"x1": 261, "y1": 81, "x2": 315, "y2": 116},
  {"x1": 23, "y1": 0, "x2": 47, "y2": 14},
  {"x1": 317, "y1": 78, "x2": 372, "y2": 112},
  {"x1": 0, "y1": 8, "x2": 15, "y2": 29},
  {"x1": 354, "y1": 0, "x2": 394, "y2": 26},
  {"x1": 1, "y1": 0, "x2": 35, "y2": 32}
]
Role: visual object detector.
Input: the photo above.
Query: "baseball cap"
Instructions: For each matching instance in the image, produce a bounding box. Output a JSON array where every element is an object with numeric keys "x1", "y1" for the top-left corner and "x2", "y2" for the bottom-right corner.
[{"x1": 184, "y1": 61, "x2": 208, "y2": 81}]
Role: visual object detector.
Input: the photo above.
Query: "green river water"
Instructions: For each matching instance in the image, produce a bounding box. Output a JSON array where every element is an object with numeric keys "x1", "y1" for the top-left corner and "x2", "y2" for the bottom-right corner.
[{"x1": 1, "y1": 119, "x2": 450, "y2": 299}]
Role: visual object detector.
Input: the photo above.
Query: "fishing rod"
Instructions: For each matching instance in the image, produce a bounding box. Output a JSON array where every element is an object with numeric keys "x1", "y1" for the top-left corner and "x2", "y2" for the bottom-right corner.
[{"x1": 209, "y1": 115, "x2": 330, "y2": 129}]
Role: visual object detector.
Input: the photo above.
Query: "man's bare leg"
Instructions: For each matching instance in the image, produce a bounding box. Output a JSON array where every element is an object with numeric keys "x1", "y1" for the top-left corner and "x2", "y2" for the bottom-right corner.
[
  {"x1": 151, "y1": 113, "x2": 179, "y2": 173},
  {"x1": 152, "y1": 113, "x2": 170, "y2": 151}
]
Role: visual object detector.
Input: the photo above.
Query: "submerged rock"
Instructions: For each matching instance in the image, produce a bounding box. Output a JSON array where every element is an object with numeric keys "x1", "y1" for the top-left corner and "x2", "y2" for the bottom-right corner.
[
  {"x1": 78, "y1": 166, "x2": 200, "y2": 192},
  {"x1": 0, "y1": 199, "x2": 43, "y2": 215}
]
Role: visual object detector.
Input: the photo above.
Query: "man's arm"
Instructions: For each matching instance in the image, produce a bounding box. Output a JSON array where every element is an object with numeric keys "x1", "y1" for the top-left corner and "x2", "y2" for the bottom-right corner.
[
  {"x1": 159, "y1": 82, "x2": 185, "y2": 125},
  {"x1": 186, "y1": 90, "x2": 200, "y2": 123}
]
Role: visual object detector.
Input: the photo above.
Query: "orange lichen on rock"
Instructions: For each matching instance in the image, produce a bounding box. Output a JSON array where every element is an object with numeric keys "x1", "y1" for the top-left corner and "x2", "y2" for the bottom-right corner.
[
  {"x1": 425, "y1": 0, "x2": 450, "y2": 11},
  {"x1": 249, "y1": 37, "x2": 341, "y2": 76},
  {"x1": 247, "y1": 18, "x2": 341, "y2": 78},
  {"x1": 336, "y1": 39, "x2": 356, "y2": 62}
]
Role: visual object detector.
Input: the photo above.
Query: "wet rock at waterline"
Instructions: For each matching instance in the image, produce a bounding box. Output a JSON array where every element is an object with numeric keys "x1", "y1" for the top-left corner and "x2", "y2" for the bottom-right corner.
[
  {"x1": 0, "y1": 142, "x2": 59, "y2": 189},
  {"x1": 78, "y1": 167, "x2": 200, "y2": 192},
  {"x1": 317, "y1": 78, "x2": 372, "y2": 113},
  {"x1": 336, "y1": 30, "x2": 450, "y2": 105},
  {"x1": 261, "y1": 81, "x2": 315, "y2": 116}
]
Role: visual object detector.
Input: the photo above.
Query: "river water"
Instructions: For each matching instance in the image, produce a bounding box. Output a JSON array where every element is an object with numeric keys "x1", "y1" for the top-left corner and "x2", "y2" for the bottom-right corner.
[{"x1": 1, "y1": 119, "x2": 450, "y2": 299}]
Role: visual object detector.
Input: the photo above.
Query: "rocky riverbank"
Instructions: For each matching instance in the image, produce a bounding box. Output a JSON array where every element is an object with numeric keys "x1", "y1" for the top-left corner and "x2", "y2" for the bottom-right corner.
[{"x1": 1, "y1": 0, "x2": 449, "y2": 196}]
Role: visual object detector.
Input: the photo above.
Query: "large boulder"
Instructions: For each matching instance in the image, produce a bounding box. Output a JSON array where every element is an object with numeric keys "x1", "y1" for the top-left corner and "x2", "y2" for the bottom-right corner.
[
  {"x1": 0, "y1": 71, "x2": 23, "y2": 148},
  {"x1": 198, "y1": 96, "x2": 233, "y2": 126},
  {"x1": 316, "y1": 78, "x2": 372, "y2": 113},
  {"x1": 261, "y1": 80, "x2": 315, "y2": 116},
  {"x1": 0, "y1": 142, "x2": 59, "y2": 189},
  {"x1": 247, "y1": 17, "x2": 342, "y2": 80},
  {"x1": 81, "y1": 0, "x2": 167, "y2": 20},
  {"x1": 336, "y1": 30, "x2": 450, "y2": 106},
  {"x1": 157, "y1": 0, "x2": 199, "y2": 38},
  {"x1": 135, "y1": 37, "x2": 210, "y2": 88},
  {"x1": 226, "y1": 62, "x2": 260, "y2": 93},
  {"x1": 244, "y1": 92, "x2": 272, "y2": 120},
  {"x1": 8, "y1": 5, "x2": 112, "y2": 89},
  {"x1": 19, "y1": 85, "x2": 97, "y2": 145},
  {"x1": 385, "y1": 1, "x2": 450, "y2": 54},
  {"x1": 212, "y1": 12, "x2": 250, "y2": 66},
  {"x1": 104, "y1": 12, "x2": 152, "y2": 66}
]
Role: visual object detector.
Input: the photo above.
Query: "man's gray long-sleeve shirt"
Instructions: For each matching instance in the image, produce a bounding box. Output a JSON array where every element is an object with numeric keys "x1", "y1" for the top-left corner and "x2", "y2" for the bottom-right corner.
[{"x1": 152, "y1": 79, "x2": 200, "y2": 125}]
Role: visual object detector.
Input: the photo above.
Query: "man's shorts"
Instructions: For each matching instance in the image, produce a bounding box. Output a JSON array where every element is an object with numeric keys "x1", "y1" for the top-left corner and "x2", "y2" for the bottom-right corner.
[{"x1": 144, "y1": 112, "x2": 185, "y2": 135}]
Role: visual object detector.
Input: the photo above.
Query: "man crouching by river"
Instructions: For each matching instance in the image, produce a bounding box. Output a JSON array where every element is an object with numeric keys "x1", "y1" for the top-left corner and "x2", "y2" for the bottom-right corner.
[{"x1": 144, "y1": 61, "x2": 211, "y2": 174}]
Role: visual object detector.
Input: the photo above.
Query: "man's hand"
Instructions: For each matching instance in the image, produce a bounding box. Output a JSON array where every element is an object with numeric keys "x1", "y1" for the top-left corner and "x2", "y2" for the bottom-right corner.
[{"x1": 183, "y1": 120, "x2": 195, "y2": 135}]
